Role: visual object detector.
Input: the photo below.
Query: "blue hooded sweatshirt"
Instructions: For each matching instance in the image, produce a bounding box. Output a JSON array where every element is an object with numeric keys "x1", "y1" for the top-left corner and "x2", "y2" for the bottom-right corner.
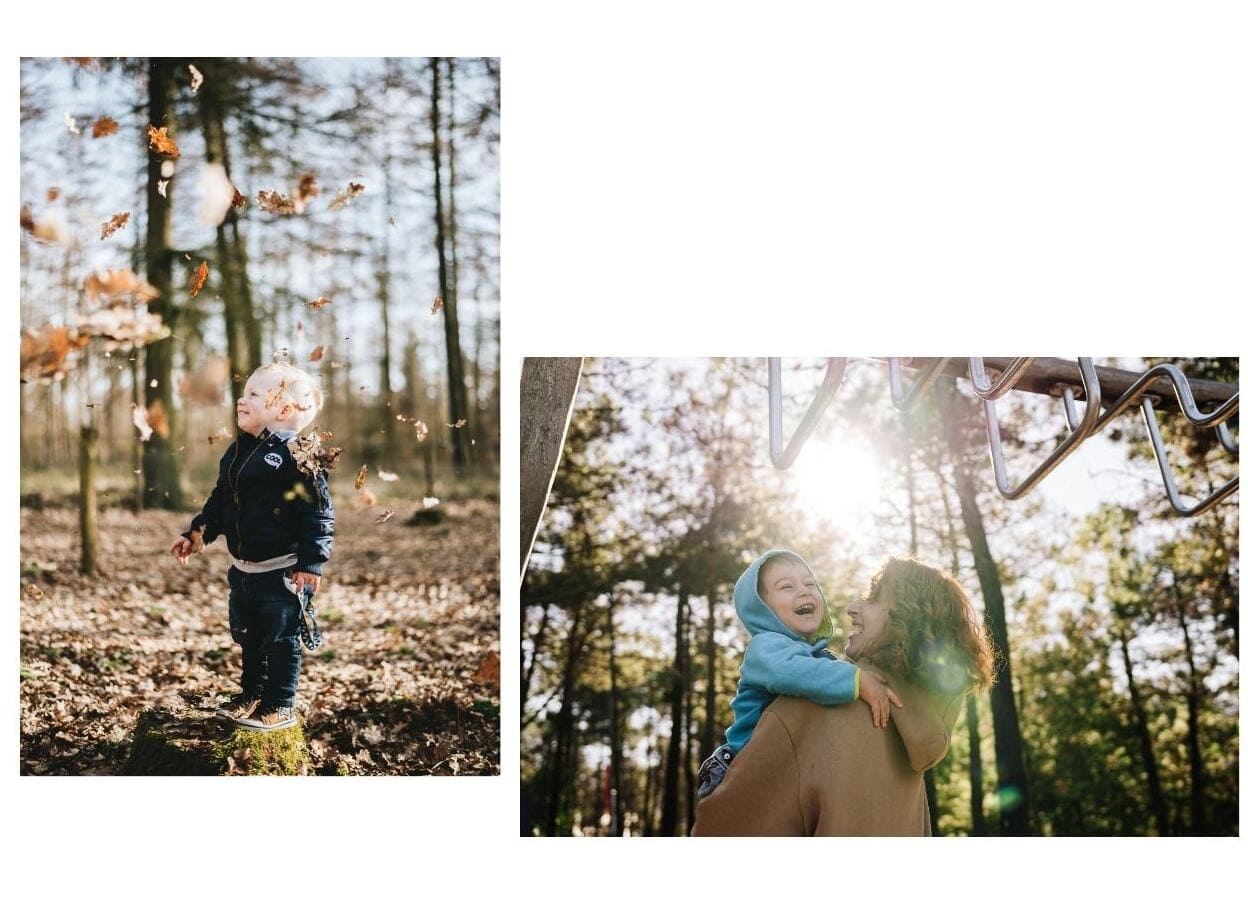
[{"x1": 723, "y1": 549, "x2": 860, "y2": 753}]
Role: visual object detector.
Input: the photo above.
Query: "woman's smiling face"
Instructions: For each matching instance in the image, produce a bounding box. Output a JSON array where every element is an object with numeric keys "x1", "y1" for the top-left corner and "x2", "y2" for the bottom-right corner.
[
  {"x1": 759, "y1": 557, "x2": 824, "y2": 637},
  {"x1": 845, "y1": 579, "x2": 894, "y2": 660}
]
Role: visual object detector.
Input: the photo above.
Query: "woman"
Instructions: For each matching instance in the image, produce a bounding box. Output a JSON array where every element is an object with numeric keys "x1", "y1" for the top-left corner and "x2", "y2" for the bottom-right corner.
[{"x1": 692, "y1": 557, "x2": 996, "y2": 836}]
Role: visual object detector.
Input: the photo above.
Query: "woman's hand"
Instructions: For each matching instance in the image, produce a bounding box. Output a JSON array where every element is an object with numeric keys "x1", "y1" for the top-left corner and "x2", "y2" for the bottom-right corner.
[{"x1": 858, "y1": 669, "x2": 903, "y2": 728}]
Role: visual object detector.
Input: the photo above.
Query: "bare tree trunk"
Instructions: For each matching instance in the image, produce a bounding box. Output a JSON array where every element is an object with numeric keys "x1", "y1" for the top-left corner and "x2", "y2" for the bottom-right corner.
[
  {"x1": 606, "y1": 595, "x2": 624, "y2": 836},
  {"x1": 942, "y1": 386, "x2": 1030, "y2": 835},
  {"x1": 1176, "y1": 601, "x2": 1208, "y2": 834},
  {"x1": 519, "y1": 358, "x2": 583, "y2": 576},
  {"x1": 967, "y1": 693, "x2": 987, "y2": 835},
  {"x1": 142, "y1": 58, "x2": 183, "y2": 509},
  {"x1": 1116, "y1": 628, "x2": 1170, "y2": 834},
  {"x1": 429, "y1": 57, "x2": 470, "y2": 473},
  {"x1": 659, "y1": 586, "x2": 688, "y2": 837}
]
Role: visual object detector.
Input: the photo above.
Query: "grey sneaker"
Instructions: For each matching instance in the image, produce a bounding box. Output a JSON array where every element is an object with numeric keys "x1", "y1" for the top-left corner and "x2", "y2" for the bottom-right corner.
[
  {"x1": 236, "y1": 705, "x2": 296, "y2": 732},
  {"x1": 218, "y1": 693, "x2": 262, "y2": 722}
]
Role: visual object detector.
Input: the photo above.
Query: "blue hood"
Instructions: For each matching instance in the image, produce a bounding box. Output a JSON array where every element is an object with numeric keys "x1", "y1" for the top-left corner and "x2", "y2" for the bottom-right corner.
[{"x1": 733, "y1": 549, "x2": 834, "y2": 644}]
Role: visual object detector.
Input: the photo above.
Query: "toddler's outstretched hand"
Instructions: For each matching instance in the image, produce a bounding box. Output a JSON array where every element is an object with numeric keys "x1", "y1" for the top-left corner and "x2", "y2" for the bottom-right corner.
[
  {"x1": 858, "y1": 669, "x2": 903, "y2": 729},
  {"x1": 170, "y1": 529, "x2": 203, "y2": 564}
]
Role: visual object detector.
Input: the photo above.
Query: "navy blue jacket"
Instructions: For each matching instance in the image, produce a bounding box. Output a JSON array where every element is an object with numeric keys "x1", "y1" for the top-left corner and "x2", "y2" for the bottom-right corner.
[{"x1": 183, "y1": 428, "x2": 334, "y2": 575}]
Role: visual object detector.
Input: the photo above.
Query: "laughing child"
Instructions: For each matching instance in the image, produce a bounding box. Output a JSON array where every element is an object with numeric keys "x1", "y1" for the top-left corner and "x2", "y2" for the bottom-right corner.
[
  {"x1": 170, "y1": 362, "x2": 335, "y2": 732},
  {"x1": 696, "y1": 549, "x2": 901, "y2": 799}
]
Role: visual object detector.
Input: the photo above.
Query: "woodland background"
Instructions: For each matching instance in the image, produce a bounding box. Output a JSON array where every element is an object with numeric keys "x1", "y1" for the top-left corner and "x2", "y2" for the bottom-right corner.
[
  {"x1": 521, "y1": 357, "x2": 1238, "y2": 835},
  {"x1": 19, "y1": 57, "x2": 500, "y2": 775}
]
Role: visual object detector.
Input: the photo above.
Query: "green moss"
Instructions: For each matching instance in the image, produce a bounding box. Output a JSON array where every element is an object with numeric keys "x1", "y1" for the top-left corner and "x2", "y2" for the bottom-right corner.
[
  {"x1": 124, "y1": 705, "x2": 309, "y2": 776},
  {"x1": 398, "y1": 646, "x2": 415, "y2": 656},
  {"x1": 204, "y1": 647, "x2": 230, "y2": 663},
  {"x1": 320, "y1": 610, "x2": 345, "y2": 625}
]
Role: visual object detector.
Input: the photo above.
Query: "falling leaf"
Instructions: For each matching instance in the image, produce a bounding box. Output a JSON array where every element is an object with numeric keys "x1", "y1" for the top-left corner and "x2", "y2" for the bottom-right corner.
[
  {"x1": 447, "y1": 419, "x2": 467, "y2": 428},
  {"x1": 207, "y1": 426, "x2": 232, "y2": 445},
  {"x1": 354, "y1": 465, "x2": 368, "y2": 491},
  {"x1": 388, "y1": 216, "x2": 397, "y2": 228},
  {"x1": 431, "y1": 296, "x2": 444, "y2": 315},
  {"x1": 178, "y1": 357, "x2": 229, "y2": 406},
  {"x1": 84, "y1": 268, "x2": 160, "y2": 302},
  {"x1": 264, "y1": 380, "x2": 289, "y2": 409},
  {"x1": 77, "y1": 301, "x2": 168, "y2": 349},
  {"x1": 257, "y1": 190, "x2": 296, "y2": 215},
  {"x1": 25, "y1": 584, "x2": 45, "y2": 601},
  {"x1": 157, "y1": 180, "x2": 168, "y2": 198},
  {"x1": 147, "y1": 125, "x2": 180, "y2": 158},
  {"x1": 92, "y1": 116, "x2": 119, "y2": 139},
  {"x1": 20, "y1": 325, "x2": 89, "y2": 381},
  {"x1": 189, "y1": 261, "x2": 209, "y2": 298},
  {"x1": 422, "y1": 497, "x2": 440, "y2": 510},
  {"x1": 99, "y1": 212, "x2": 130, "y2": 240},
  {"x1": 63, "y1": 57, "x2": 99, "y2": 70},
  {"x1": 64, "y1": 112, "x2": 81, "y2": 135},
  {"x1": 20, "y1": 205, "x2": 67, "y2": 244},
  {"x1": 132, "y1": 404, "x2": 154, "y2": 442},
  {"x1": 377, "y1": 470, "x2": 399, "y2": 482},
  {"x1": 146, "y1": 400, "x2": 171, "y2": 438},
  {"x1": 471, "y1": 650, "x2": 500, "y2": 686},
  {"x1": 375, "y1": 509, "x2": 395, "y2": 524},
  {"x1": 46, "y1": 188, "x2": 60, "y2": 202},
  {"x1": 230, "y1": 187, "x2": 247, "y2": 208},
  {"x1": 308, "y1": 345, "x2": 326, "y2": 362},
  {"x1": 328, "y1": 182, "x2": 365, "y2": 210},
  {"x1": 306, "y1": 297, "x2": 332, "y2": 310},
  {"x1": 294, "y1": 174, "x2": 319, "y2": 213},
  {"x1": 288, "y1": 429, "x2": 342, "y2": 477},
  {"x1": 188, "y1": 64, "x2": 204, "y2": 94}
]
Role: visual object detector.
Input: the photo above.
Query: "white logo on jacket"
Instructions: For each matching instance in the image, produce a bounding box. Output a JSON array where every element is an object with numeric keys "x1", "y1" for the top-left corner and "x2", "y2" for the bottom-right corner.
[{"x1": 263, "y1": 452, "x2": 282, "y2": 469}]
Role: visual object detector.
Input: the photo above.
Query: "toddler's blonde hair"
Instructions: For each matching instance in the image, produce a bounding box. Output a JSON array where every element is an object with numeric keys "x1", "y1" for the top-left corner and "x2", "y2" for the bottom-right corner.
[{"x1": 247, "y1": 362, "x2": 323, "y2": 432}]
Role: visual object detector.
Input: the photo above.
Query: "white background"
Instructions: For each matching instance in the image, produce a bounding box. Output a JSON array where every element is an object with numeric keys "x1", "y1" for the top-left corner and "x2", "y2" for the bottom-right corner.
[{"x1": 5, "y1": 2, "x2": 1245, "y2": 900}]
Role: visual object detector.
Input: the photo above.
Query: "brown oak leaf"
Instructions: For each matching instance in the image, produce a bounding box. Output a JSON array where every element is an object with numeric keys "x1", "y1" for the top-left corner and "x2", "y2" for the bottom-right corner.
[
  {"x1": 354, "y1": 465, "x2": 368, "y2": 491},
  {"x1": 257, "y1": 190, "x2": 296, "y2": 215},
  {"x1": 328, "y1": 182, "x2": 365, "y2": 211},
  {"x1": 147, "y1": 125, "x2": 180, "y2": 158},
  {"x1": 308, "y1": 345, "x2": 326, "y2": 362},
  {"x1": 431, "y1": 296, "x2": 444, "y2": 315},
  {"x1": 471, "y1": 650, "x2": 500, "y2": 686},
  {"x1": 306, "y1": 297, "x2": 332, "y2": 310}
]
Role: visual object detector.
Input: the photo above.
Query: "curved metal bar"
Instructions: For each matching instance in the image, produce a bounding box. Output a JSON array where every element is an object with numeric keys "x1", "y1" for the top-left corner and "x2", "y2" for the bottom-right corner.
[
  {"x1": 768, "y1": 358, "x2": 848, "y2": 470},
  {"x1": 981, "y1": 357, "x2": 1103, "y2": 500},
  {"x1": 1141, "y1": 397, "x2": 1240, "y2": 516},
  {"x1": 1216, "y1": 422, "x2": 1238, "y2": 457},
  {"x1": 1090, "y1": 362, "x2": 1238, "y2": 436},
  {"x1": 968, "y1": 357, "x2": 1037, "y2": 400},
  {"x1": 888, "y1": 357, "x2": 952, "y2": 412}
]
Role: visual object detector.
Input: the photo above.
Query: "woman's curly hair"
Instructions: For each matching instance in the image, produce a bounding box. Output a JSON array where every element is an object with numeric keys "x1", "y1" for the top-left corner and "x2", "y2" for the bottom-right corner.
[{"x1": 865, "y1": 558, "x2": 997, "y2": 695}]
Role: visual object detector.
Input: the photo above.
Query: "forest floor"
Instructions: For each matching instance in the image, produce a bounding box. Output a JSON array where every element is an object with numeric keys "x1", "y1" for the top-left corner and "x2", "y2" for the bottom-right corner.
[{"x1": 19, "y1": 499, "x2": 499, "y2": 776}]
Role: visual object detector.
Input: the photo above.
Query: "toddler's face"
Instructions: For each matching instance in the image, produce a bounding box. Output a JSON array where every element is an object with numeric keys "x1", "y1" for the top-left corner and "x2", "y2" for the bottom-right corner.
[
  {"x1": 236, "y1": 374, "x2": 292, "y2": 436},
  {"x1": 760, "y1": 558, "x2": 824, "y2": 637}
]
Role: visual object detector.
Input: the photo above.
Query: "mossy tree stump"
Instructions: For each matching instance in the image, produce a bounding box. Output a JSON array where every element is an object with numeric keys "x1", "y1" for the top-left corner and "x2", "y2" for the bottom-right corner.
[{"x1": 124, "y1": 698, "x2": 310, "y2": 776}]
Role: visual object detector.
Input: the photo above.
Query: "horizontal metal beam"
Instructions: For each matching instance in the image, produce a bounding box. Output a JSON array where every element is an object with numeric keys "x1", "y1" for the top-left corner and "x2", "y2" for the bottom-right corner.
[{"x1": 880, "y1": 357, "x2": 1237, "y2": 415}]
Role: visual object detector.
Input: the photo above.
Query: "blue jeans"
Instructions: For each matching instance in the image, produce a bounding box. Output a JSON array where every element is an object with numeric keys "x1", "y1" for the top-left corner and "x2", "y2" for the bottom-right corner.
[{"x1": 227, "y1": 567, "x2": 302, "y2": 709}]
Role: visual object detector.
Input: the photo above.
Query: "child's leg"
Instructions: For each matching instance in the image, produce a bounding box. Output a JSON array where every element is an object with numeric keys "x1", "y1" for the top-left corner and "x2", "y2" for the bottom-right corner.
[
  {"x1": 251, "y1": 571, "x2": 303, "y2": 711},
  {"x1": 227, "y1": 568, "x2": 266, "y2": 697}
]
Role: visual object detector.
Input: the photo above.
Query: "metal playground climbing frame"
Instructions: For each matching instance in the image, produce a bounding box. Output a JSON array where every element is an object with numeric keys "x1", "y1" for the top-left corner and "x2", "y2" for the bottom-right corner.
[{"x1": 767, "y1": 357, "x2": 1239, "y2": 517}]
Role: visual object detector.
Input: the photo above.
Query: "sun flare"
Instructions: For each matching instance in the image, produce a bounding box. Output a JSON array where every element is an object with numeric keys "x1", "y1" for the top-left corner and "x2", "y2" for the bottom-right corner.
[{"x1": 787, "y1": 436, "x2": 890, "y2": 531}]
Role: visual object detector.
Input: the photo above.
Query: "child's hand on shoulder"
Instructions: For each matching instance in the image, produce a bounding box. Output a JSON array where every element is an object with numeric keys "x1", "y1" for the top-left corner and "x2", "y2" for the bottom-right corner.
[
  {"x1": 170, "y1": 529, "x2": 204, "y2": 564},
  {"x1": 858, "y1": 669, "x2": 903, "y2": 729}
]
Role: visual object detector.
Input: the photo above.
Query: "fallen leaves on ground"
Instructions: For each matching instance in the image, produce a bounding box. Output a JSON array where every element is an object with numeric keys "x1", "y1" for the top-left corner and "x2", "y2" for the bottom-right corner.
[
  {"x1": 147, "y1": 125, "x2": 180, "y2": 158},
  {"x1": 100, "y1": 212, "x2": 130, "y2": 240},
  {"x1": 20, "y1": 501, "x2": 500, "y2": 776}
]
